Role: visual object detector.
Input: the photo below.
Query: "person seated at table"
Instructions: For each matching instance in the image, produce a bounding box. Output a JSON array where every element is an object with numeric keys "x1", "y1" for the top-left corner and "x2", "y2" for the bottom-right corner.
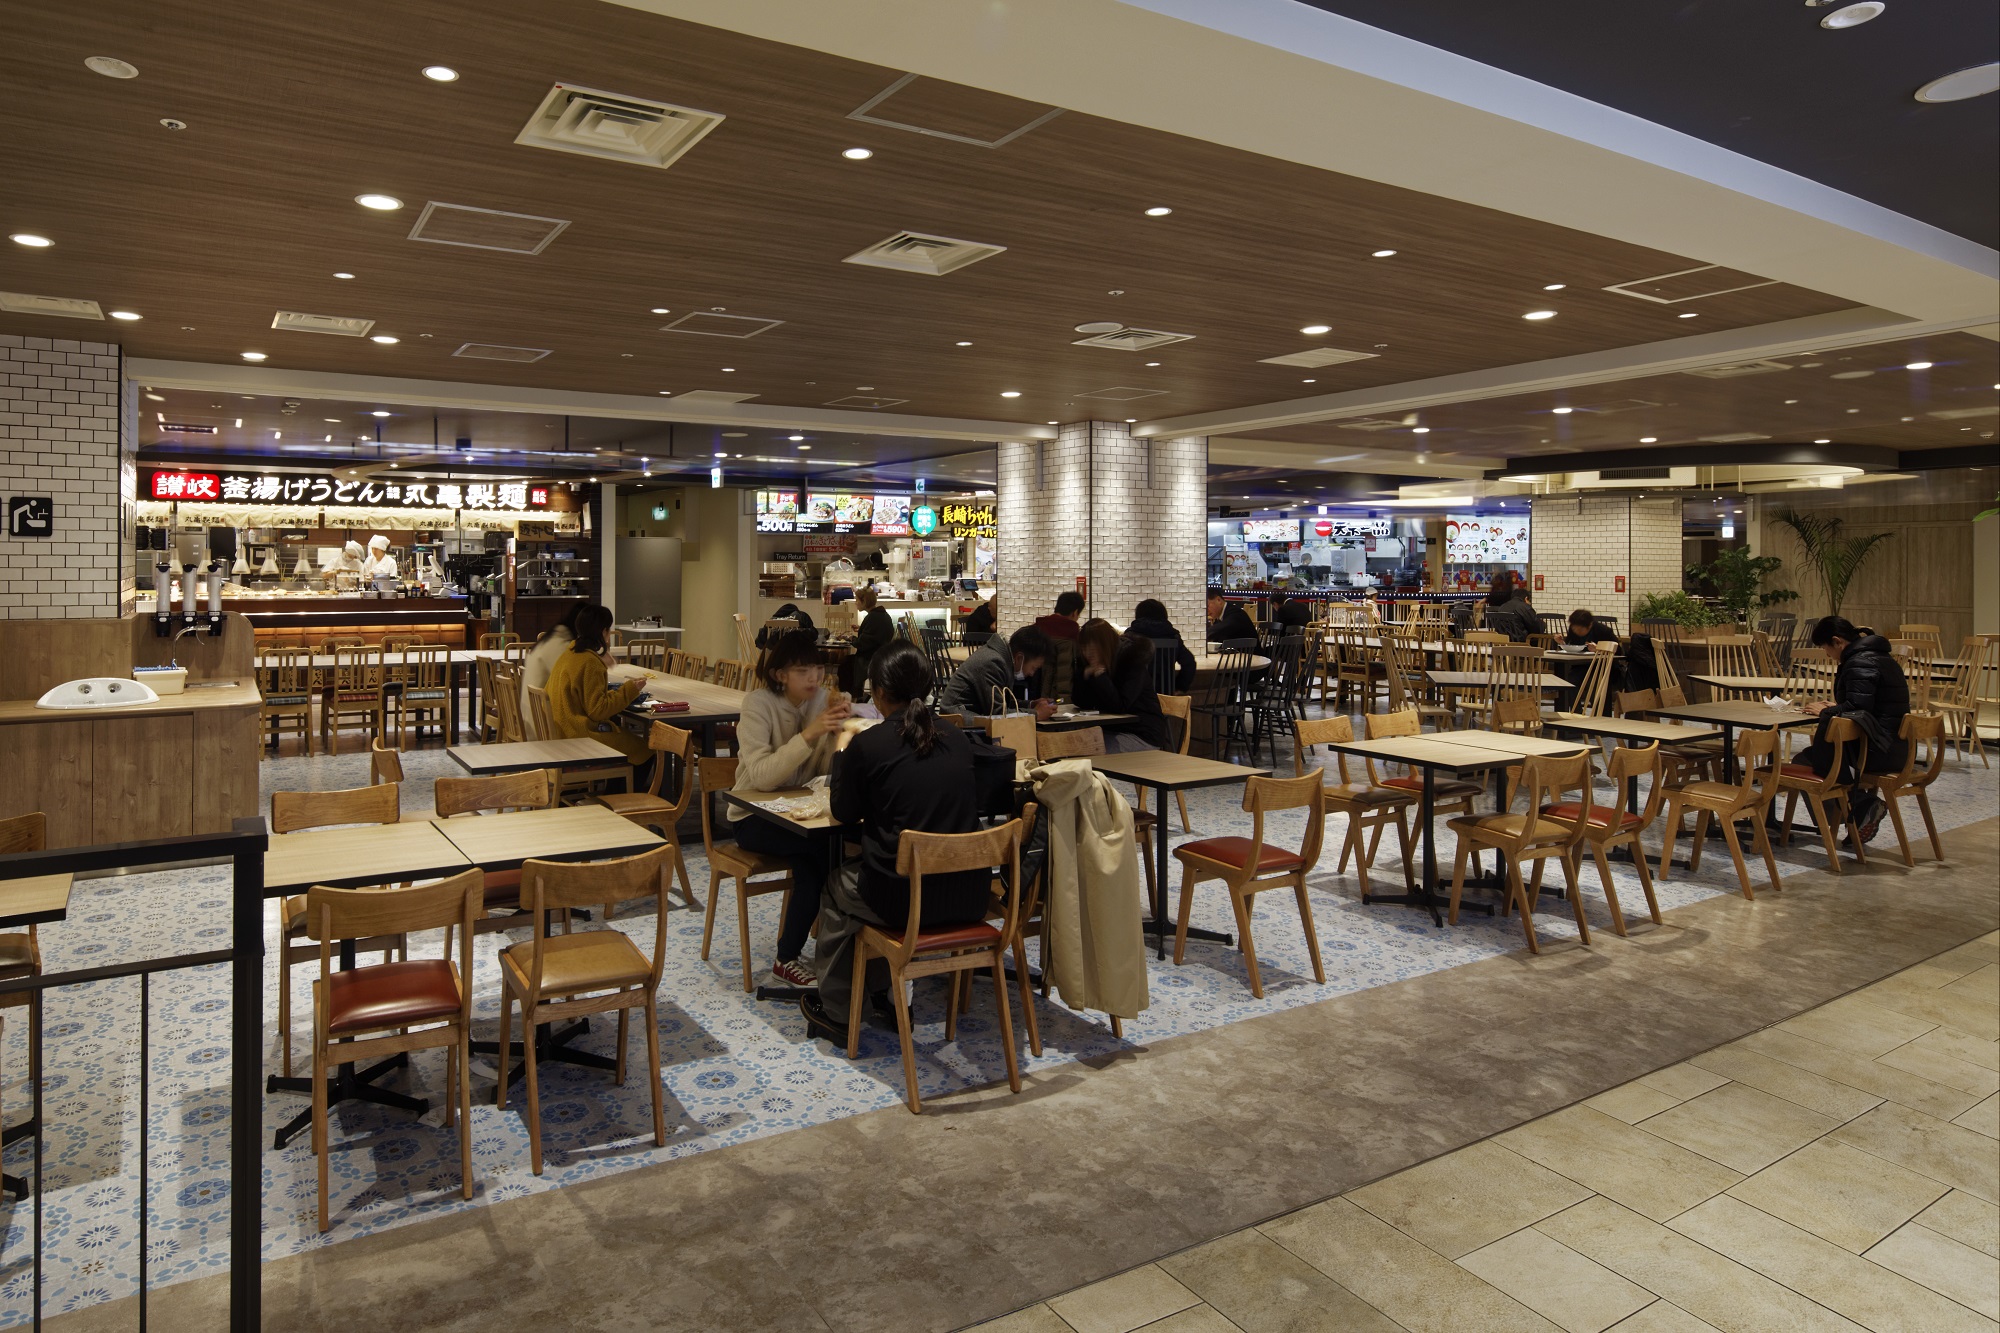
[
  {"x1": 755, "y1": 602, "x2": 817, "y2": 649},
  {"x1": 732, "y1": 631, "x2": 853, "y2": 987},
  {"x1": 939, "y1": 625, "x2": 1056, "y2": 719},
  {"x1": 520, "y1": 601, "x2": 586, "y2": 739},
  {"x1": 1206, "y1": 588, "x2": 1257, "y2": 646},
  {"x1": 1481, "y1": 571, "x2": 1541, "y2": 642},
  {"x1": 1128, "y1": 598, "x2": 1197, "y2": 693},
  {"x1": 850, "y1": 585, "x2": 896, "y2": 693},
  {"x1": 1550, "y1": 607, "x2": 1622, "y2": 708},
  {"x1": 798, "y1": 641, "x2": 991, "y2": 1042},
  {"x1": 961, "y1": 593, "x2": 997, "y2": 643},
  {"x1": 1033, "y1": 591, "x2": 1085, "y2": 643},
  {"x1": 543, "y1": 604, "x2": 653, "y2": 786},
  {"x1": 1795, "y1": 616, "x2": 1908, "y2": 844},
  {"x1": 1563, "y1": 607, "x2": 1619, "y2": 648},
  {"x1": 1076, "y1": 619, "x2": 1170, "y2": 752},
  {"x1": 1270, "y1": 591, "x2": 1314, "y2": 630}
]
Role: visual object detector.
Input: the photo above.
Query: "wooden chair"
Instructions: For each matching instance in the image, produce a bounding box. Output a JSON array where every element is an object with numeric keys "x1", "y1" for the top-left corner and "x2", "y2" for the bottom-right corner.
[
  {"x1": 502, "y1": 640, "x2": 530, "y2": 663},
  {"x1": 732, "y1": 612, "x2": 756, "y2": 661},
  {"x1": 305, "y1": 869, "x2": 482, "y2": 1231},
  {"x1": 490, "y1": 661, "x2": 526, "y2": 744},
  {"x1": 258, "y1": 647, "x2": 316, "y2": 756},
  {"x1": 1857, "y1": 713, "x2": 1946, "y2": 866},
  {"x1": 1933, "y1": 637, "x2": 1988, "y2": 767},
  {"x1": 677, "y1": 652, "x2": 711, "y2": 681},
  {"x1": 1446, "y1": 630, "x2": 1507, "y2": 723},
  {"x1": 477, "y1": 632, "x2": 514, "y2": 652},
  {"x1": 845, "y1": 817, "x2": 1028, "y2": 1114},
  {"x1": 594, "y1": 723, "x2": 698, "y2": 909},
  {"x1": 271, "y1": 784, "x2": 405, "y2": 1078},
  {"x1": 0, "y1": 814, "x2": 47, "y2": 1091},
  {"x1": 1383, "y1": 631, "x2": 1455, "y2": 731},
  {"x1": 380, "y1": 635, "x2": 421, "y2": 655},
  {"x1": 369, "y1": 737, "x2": 405, "y2": 786},
  {"x1": 1170, "y1": 770, "x2": 1326, "y2": 998},
  {"x1": 695, "y1": 756, "x2": 797, "y2": 991},
  {"x1": 1567, "y1": 645, "x2": 1617, "y2": 718},
  {"x1": 628, "y1": 639, "x2": 667, "y2": 671},
  {"x1": 474, "y1": 654, "x2": 503, "y2": 743},
  {"x1": 1331, "y1": 622, "x2": 1387, "y2": 712},
  {"x1": 1897, "y1": 623, "x2": 1943, "y2": 653},
  {"x1": 525, "y1": 684, "x2": 554, "y2": 742},
  {"x1": 322, "y1": 634, "x2": 366, "y2": 655},
  {"x1": 1448, "y1": 751, "x2": 1594, "y2": 951},
  {"x1": 320, "y1": 644, "x2": 386, "y2": 755},
  {"x1": 1135, "y1": 695, "x2": 1195, "y2": 833},
  {"x1": 1701, "y1": 636, "x2": 1761, "y2": 701},
  {"x1": 525, "y1": 685, "x2": 630, "y2": 800},
  {"x1": 1037, "y1": 725, "x2": 1105, "y2": 761},
  {"x1": 433, "y1": 768, "x2": 560, "y2": 940},
  {"x1": 714, "y1": 659, "x2": 753, "y2": 690},
  {"x1": 389, "y1": 644, "x2": 451, "y2": 750},
  {"x1": 1362, "y1": 708, "x2": 1484, "y2": 823},
  {"x1": 1539, "y1": 742, "x2": 1666, "y2": 937},
  {"x1": 496, "y1": 847, "x2": 675, "y2": 1174},
  {"x1": 1295, "y1": 716, "x2": 1414, "y2": 899},
  {"x1": 1657, "y1": 726, "x2": 1784, "y2": 899},
  {"x1": 1776, "y1": 716, "x2": 1869, "y2": 874}
]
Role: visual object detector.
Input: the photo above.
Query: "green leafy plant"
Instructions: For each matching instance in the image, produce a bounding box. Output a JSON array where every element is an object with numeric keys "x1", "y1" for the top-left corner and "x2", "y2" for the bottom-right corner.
[
  {"x1": 1633, "y1": 590, "x2": 1724, "y2": 628},
  {"x1": 1772, "y1": 509, "x2": 1893, "y2": 619},
  {"x1": 1976, "y1": 492, "x2": 1997, "y2": 522},
  {"x1": 1685, "y1": 545, "x2": 1799, "y2": 623}
]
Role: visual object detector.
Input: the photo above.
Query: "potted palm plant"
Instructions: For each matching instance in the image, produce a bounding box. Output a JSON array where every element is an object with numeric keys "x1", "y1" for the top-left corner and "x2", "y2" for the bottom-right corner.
[{"x1": 1772, "y1": 510, "x2": 1893, "y2": 619}]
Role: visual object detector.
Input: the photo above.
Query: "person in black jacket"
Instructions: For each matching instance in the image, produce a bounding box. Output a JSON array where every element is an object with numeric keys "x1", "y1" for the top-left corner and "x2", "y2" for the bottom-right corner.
[
  {"x1": 849, "y1": 584, "x2": 895, "y2": 694},
  {"x1": 799, "y1": 642, "x2": 993, "y2": 1041},
  {"x1": 961, "y1": 593, "x2": 997, "y2": 643},
  {"x1": 755, "y1": 602, "x2": 816, "y2": 649},
  {"x1": 1206, "y1": 588, "x2": 1257, "y2": 645},
  {"x1": 1075, "y1": 618, "x2": 1169, "y2": 751},
  {"x1": 1129, "y1": 598, "x2": 1197, "y2": 693},
  {"x1": 938, "y1": 625, "x2": 1055, "y2": 718},
  {"x1": 1480, "y1": 571, "x2": 1542, "y2": 642},
  {"x1": 1795, "y1": 616, "x2": 1909, "y2": 842},
  {"x1": 1270, "y1": 591, "x2": 1314, "y2": 630}
]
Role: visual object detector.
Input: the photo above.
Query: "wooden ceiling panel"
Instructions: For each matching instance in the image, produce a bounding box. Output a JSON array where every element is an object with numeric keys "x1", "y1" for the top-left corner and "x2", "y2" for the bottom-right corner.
[{"x1": 0, "y1": 0, "x2": 1866, "y2": 432}]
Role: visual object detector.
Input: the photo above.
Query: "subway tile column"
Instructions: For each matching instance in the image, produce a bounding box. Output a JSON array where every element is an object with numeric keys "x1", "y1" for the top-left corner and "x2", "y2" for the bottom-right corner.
[
  {"x1": 996, "y1": 422, "x2": 1207, "y2": 636},
  {"x1": 1529, "y1": 493, "x2": 1683, "y2": 625},
  {"x1": 0, "y1": 335, "x2": 134, "y2": 619}
]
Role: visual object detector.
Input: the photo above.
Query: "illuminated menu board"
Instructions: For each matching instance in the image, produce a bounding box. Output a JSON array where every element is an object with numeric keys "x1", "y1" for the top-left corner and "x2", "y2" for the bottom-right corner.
[
  {"x1": 754, "y1": 490, "x2": 799, "y2": 532},
  {"x1": 1240, "y1": 519, "x2": 1300, "y2": 543},
  {"x1": 792, "y1": 492, "x2": 918, "y2": 535},
  {"x1": 1445, "y1": 513, "x2": 1530, "y2": 563}
]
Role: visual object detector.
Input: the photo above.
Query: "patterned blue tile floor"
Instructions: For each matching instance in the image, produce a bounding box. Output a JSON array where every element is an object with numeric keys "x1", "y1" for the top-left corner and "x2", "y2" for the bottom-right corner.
[{"x1": 2, "y1": 724, "x2": 1993, "y2": 1323}]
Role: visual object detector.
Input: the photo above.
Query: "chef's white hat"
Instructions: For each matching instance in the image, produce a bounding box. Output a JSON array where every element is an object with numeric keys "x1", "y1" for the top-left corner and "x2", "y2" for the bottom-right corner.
[
  {"x1": 344, "y1": 540, "x2": 365, "y2": 559},
  {"x1": 368, "y1": 534, "x2": 390, "y2": 552}
]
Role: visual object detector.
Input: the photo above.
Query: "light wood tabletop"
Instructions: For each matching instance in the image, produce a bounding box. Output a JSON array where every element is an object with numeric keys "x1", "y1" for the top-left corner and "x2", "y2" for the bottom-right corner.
[
  {"x1": 430, "y1": 804, "x2": 665, "y2": 869},
  {"x1": 961, "y1": 710, "x2": 1139, "y2": 731},
  {"x1": 722, "y1": 788, "x2": 847, "y2": 835},
  {"x1": 1544, "y1": 712, "x2": 1723, "y2": 744},
  {"x1": 265, "y1": 821, "x2": 471, "y2": 895},
  {"x1": 447, "y1": 737, "x2": 623, "y2": 774},
  {"x1": 1448, "y1": 729, "x2": 1591, "y2": 758},
  {"x1": 1652, "y1": 700, "x2": 1818, "y2": 729},
  {"x1": 1085, "y1": 752, "x2": 1271, "y2": 791},
  {"x1": 1686, "y1": 674, "x2": 1793, "y2": 693},
  {"x1": 611, "y1": 666, "x2": 749, "y2": 722},
  {"x1": 1322, "y1": 735, "x2": 1525, "y2": 772},
  {"x1": 0, "y1": 873, "x2": 74, "y2": 928},
  {"x1": 1191, "y1": 651, "x2": 1271, "y2": 672},
  {"x1": 1426, "y1": 670, "x2": 1574, "y2": 690}
]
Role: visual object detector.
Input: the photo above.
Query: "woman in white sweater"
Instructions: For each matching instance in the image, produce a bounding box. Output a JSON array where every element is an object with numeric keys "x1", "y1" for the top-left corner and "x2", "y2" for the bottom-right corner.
[
  {"x1": 518, "y1": 604, "x2": 585, "y2": 739},
  {"x1": 730, "y1": 632, "x2": 851, "y2": 986}
]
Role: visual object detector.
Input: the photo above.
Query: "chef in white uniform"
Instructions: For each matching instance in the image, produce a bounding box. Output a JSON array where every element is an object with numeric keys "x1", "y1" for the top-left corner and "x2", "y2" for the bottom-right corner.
[
  {"x1": 360, "y1": 534, "x2": 398, "y2": 582},
  {"x1": 322, "y1": 540, "x2": 367, "y2": 585}
]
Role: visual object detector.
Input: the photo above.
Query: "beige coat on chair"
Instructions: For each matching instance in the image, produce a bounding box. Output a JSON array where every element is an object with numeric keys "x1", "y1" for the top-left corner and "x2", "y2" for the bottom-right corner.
[{"x1": 1031, "y1": 759, "x2": 1150, "y2": 1021}]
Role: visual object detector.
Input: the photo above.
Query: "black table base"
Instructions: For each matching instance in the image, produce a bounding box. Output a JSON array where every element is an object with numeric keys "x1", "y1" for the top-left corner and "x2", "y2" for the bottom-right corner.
[
  {"x1": 267, "y1": 1053, "x2": 425, "y2": 1150},
  {"x1": 470, "y1": 1016, "x2": 616, "y2": 1086}
]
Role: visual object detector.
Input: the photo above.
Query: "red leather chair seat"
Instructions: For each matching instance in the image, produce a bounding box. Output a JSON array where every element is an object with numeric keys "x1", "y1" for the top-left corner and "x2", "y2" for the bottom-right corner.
[
  {"x1": 1780, "y1": 763, "x2": 1820, "y2": 779},
  {"x1": 1542, "y1": 802, "x2": 1643, "y2": 832},
  {"x1": 326, "y1": 959, "x2": 461, "y2": 1035},
  {"x1": 873, "y1": 921, "x2": 1003, "y2": 952},
  {"x1": 1175, "y1": 836, "x2": 1303, "y2": 872}
]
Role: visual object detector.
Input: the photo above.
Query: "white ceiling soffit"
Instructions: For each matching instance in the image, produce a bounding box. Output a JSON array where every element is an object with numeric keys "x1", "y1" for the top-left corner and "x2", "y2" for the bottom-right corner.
[
  {"x1": 123, "y1": 359, "x2": 1052, "y2": 444},
  {"x1": 1135, "y1": 306, "x2": 1975, "y2": 438},
  {"x1": 1206, "y1": 436, "x2": 1496, "y2": 478},
  {"x1": 606, "y1": 0, "x2": 1995, "y2": 324}
]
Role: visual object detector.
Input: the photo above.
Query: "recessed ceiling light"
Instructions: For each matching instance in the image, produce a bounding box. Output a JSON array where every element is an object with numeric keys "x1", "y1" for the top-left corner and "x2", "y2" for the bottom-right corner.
[
  {"x1": 1678, "y1": 312, "x2": 1700, "y2": 319},
  {"x1": 956, "y1": 340, "x2": 973, "y2": 347},
  {"x1": 333, "y1": 272, "x2": 355, "y2": 280},
  {"x1": 796, "y1": 444, "x2": 811, "y2": 451},
  {"x1": 1523, "y1": 310, "x2": 1557, "y2": 320},
  {"x1": 1144, "y1": 361, "x2": 1162, "y2": 367},
  {"x1": 109, "y1": 310, "x2": 141, "y2": 321},
  {"x1": 1124, "y1": 418, "x2": 1137, "y2": 424},
  {"x1": 354, "y1": 194, "x2": 403, "y2": 211},
  {"x1": 144, "y1": 393, "x2": 164, "y2": 402},
  {"x1": 234, "y1": 418, "x2": 242, "y2": 427},
  {"x1": 1814, "y1": 438, "x2": 1831, "y2": 444},
  {"x1": 240, "y1": 351, "x2": 267, "y2": 361},
  {"x1": 1300, "y1": 324, "x2": 1332, "y2": 336},
  {"x1": 650, "y1": 307, "x2": 669, "y2": 314},
  {"x1": 9, "y1": 233, "x2": 52, "y2": 248},
  {"x1": 720, "y1": 367, "x2": 735, "y2": 372},
  {"x1": 788, "y1": 434, "x2": 804, "y2": 441},
  {"x1": 658, "y1": 390, "x2": 673, "y2": 396},
  {"x1": 421, "y1": 65, "x2": 459, "y2": 82},
  {"x1": 85, "y1": 56, "x2": 139, "y2": 79},
  {"x1": 1370, "y1": 249, "x2": 1397, "y2": 258},
  {"x1": 370, "y1": 335, "x2": 399, "y2": 344},
  {"x1": 1915, "y1": 63, "x2": 2000, "y2": 103},
  {"x1": 841, "y1": 147, "x2": 873, "y2": 160},
  {"x1": 1640, "y1": 436, "x2": 1658, "y2": 443},
  {"x1": 1784, "y1": 399, "x2": 1800, "y2": 404},
  {"x1": 1301, "y1": 379, "x2": 1317, "y2": 384},
  {"x1": 1047, "y1": 421, "x2": 1059, "y2": 426},
  {"x1": 1000, "y1": 390, "x2": 1022, "y2": 398},
  {"x1": 1551, "y1": 406, "x2": 1575, "y2": 415},
  {"x1": 324, "y1": 417, "x2": 340, "y2": 422},
  {"x1": 1542, "y1": 283, "x2": 1566, "y2": 291},
  {"x1": 1144, "y1": 206, "x2": 1173, "y2": 217},
  {"x1": 1905, "y1": 361, "x2": 1933, "y2": 370},
  {"x1": 713, "y1": 451, "x2": 726, "y2": 458},
  {"x1": 1411, "y1": 427, "x2": 1430, "y2": 435},
  {"x1": 1846, "y1": 408, "x2": 1861, "y2": 413},
  {"x1": 1820, "y1": 2, "x2": 1885, "y2": 29},
  {"x1": 370, "y1": 410, "x2": 391, "y2": 417}
]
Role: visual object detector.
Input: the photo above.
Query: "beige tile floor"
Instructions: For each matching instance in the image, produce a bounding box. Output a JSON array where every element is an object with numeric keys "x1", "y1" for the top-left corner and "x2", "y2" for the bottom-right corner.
[{"x1": 979, "y1": 933, "x2": 2000, "y2": 1333}]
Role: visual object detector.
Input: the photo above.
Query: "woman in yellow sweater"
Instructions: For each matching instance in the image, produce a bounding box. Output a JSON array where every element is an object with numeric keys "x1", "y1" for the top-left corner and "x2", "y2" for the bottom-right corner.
[{"x1": 543, "y1": 605, "x2": 651, "y2": 782}]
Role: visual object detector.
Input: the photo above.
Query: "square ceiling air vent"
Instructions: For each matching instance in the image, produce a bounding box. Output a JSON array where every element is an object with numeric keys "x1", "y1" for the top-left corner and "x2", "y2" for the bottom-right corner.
[
  {"x1": 271, "y1": 310, "x2": 375, "y2": 337},
  {"x1": 452, "y1": 342, "x2": 552, "y2": 363},
  {"x1": 1258, "y1": 347, "x2": 1379, "y2": 368},
  {"x1": 408, "y1": 202, "x2": 570, "y2": 255},
  {"x1": 1683, "y1": 360, "x2": 1793, "y2": 379},
  {"x1": 659, "y1": 312, "x2": 783, "y2": 339},
  {"x1": 0, "y1": 292, "x2": 103, "y2": 319},
  {"x1": 844, "y1": 231, "x2": 1006, "y2": 277},
  {"x1": 824, "y1": 395, "x2": 908, "y2": 409},
  {"x1": 515, "y1": 83, "x2": 725, "y2": 170},
  {"x1": 1075, "y1": 386, "x2": 1168, "y2": 401},
  {"x1": 671, "y1": 390, "x2": 759, "y2": 406},
  {"x1": 848, "y1": 72, "x2": 1064, "y2": 148},
  {"x1": 1606, "y1": 265, "x2": 1778, "y2": 304},
  {"x1": 1072, "y1": 328, "x2": 1194, "y2": 352}
]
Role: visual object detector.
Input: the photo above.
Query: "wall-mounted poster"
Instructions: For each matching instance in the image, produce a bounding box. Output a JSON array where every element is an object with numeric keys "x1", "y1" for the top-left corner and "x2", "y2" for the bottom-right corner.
[
  {"x1": 1240, "y1": 518, "x2": 1300, "y2": 543},
  {"x1": 1444, "y1": 513, "x2": 1530, "y2": 563}
]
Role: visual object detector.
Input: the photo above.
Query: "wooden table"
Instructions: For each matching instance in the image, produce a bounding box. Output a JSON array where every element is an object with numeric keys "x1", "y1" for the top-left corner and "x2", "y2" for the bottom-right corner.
[
  {"x1": 430, "y1": 804, "x2": 664, "y2": 871},
  {"x1": 0, "y1": 873, "x2": 73, "y2": 929},
  {"x1": 1427, "y1": 670, "x2": 1574, "y2": 690},
  {"x1": 1087, "y1": 752, "x2": 1271, "y2": 957},
  {"x1": 447, "y1": 737, "x2": 624, "y2": 775},
  {"x1": 722, "y1": 789, "x2": 849, "y2": 1001},
  {"x1": 1651, "y1": 700, "x2": 1817, "y2": 778},
  {"x1": 961, "y1": 710, "x2": 1138, "y2": 733},
  {"x1": 1191, "y1": 651, "x2": 1271, "y2": 672},
  {"x1": 613, "y1": 666, "x2": 749, "y2": 753},
  {"x1": 1542, "y1": 711, "x2": 1725, "y2": 823},
  {"x1": 263, "y1": 820, "x2": 472, "y2": 894}
]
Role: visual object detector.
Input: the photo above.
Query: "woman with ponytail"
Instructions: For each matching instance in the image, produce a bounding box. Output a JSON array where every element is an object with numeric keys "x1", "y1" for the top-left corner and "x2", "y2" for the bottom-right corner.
[{"x1": 799, "y1": 641, "x2": 992, "y2": 1042}]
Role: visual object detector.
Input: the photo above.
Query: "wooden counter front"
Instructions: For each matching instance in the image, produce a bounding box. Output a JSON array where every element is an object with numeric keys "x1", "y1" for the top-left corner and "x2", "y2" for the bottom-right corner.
[{"x1": 0, "y1": 618, "x2": 262, "y2": 849}]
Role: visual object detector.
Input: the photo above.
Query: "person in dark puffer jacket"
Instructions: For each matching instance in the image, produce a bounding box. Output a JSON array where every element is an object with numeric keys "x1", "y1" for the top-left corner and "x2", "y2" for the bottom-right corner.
[{"x1": 1795, "y1": 616, "x2": 1909, "y2": 843}]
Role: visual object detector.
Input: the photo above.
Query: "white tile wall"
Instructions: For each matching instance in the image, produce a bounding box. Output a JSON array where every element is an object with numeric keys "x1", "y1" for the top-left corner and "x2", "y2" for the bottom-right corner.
[
  {"x1": 1530, "y1": 493, "x2": 1683, "y2": 625},
  {"x1": 0, "y1": 335, "x2": 129, "y2": 619},
  {"x1": 997, "y1": 423, "x2": 1206, "y2": 637}
]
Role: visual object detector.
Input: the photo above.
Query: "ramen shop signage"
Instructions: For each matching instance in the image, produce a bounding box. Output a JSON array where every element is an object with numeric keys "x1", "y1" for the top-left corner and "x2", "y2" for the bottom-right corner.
[{"x1": 146, "y1": 470, "x2": 550, "y2": 511}]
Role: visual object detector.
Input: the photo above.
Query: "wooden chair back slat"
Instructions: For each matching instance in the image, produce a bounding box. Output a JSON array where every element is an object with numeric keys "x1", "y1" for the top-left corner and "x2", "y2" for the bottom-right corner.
[
  {"x1": 0, "y1": 811, "x2": 46, "y2": 854},
  {"x1": 434, "y1": 769, "x2": 560, "y2": 818},
  {"x1": 1037, "y1": 725, "x2": 1106, "y2": 760},
  {"x1": 308, "y1": 868, "x2": 482, "y2": 942},
  {"x1": 272, "y1": 783, "x2": 399, "y2": 834}
]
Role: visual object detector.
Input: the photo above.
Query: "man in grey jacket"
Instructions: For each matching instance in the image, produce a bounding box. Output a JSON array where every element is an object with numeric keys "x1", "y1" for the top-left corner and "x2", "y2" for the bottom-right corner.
[{"x1": 940, "y1": 625, "x2": 1053, "y2": 716}]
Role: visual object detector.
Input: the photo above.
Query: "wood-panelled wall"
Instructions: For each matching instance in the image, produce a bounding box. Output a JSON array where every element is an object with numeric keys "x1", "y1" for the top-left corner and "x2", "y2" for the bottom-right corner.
[
  {"x1": 0, "y1": 613, "x2": 254, "y2": 699},
  {"x1": 1758, "y1": 497, "x2": 1981, "y2": 646}
]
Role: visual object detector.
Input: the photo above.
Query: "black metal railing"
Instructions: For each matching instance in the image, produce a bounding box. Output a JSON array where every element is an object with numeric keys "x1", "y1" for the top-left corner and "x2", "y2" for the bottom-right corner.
[{"x1": 0, "y1": 819, "x2": 266, "y2": 1333}]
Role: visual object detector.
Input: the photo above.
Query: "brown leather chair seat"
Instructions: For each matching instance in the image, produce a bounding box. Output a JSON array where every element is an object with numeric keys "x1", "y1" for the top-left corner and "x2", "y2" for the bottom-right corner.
[
  {"x1": 1324, "y1": 781, "x2": 1415, "y2": 805},
  {"x1": 1382, "y1": 775, "x2": 1484, "y2": 800},
  {"x1": 1175, "y1": 835, "x2": 1304, "y2": 872},
  {"x1": 501, "y1": 931, "x2": 649, "y2": 996},
  {"x1": 1542, "y1": 801, "x2": 1644, "y2": 832},
  {"x1": 1780, "y1": 763, "x2": 1819, "y2": 779},
  {"x1": 325, "y1": 960, "x2": 461, "y2": 1035},
  {"x1": 869, "y1": 920, "x2": 1002, "y2": 952}
]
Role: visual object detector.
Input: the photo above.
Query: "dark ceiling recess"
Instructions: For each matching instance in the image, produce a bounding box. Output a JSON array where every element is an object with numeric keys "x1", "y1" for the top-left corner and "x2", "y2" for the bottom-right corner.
[{"x1": 1297, "y1": 0, "x2": 2000, "y2": 248}]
